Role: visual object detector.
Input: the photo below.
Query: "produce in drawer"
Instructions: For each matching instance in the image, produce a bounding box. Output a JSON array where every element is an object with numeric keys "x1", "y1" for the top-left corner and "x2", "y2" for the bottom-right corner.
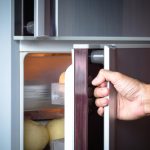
[
  {"x1": 47, "y1": 118, "x2": 64, "y2": 141},
  {"x1": 59, "y1": 72, "x2": 65, "y2": 84},
  {"x1": 24, "y1": 119, "x2": 49, "y2": 150}
]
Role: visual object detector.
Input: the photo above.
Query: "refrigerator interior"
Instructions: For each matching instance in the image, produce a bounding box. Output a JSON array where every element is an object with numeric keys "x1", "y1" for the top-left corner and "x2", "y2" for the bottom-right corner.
[{"x1": 24, "y1": 53, "x2": 71, "y2": 150}]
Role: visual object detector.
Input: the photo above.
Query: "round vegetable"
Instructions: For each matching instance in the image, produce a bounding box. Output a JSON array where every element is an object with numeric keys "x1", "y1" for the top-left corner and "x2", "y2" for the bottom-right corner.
[
  {"x1": 59, "y1": 72, "x2": 65, "y2": 84},
  {"x1": 24, "y1": 119, "x2": 49, "y2": 150},
  {"x1": 47, "y1": 118, "x2": 64, "y2": 141}
]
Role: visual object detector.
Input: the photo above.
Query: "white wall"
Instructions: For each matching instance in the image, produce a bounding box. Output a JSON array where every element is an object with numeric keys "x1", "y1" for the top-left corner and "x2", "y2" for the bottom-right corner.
[
  {"x1": 0, "y1": 0, "x2": 12, "y2": 149},
  {"x1": 0, "y1": 0, "x2": 20, "y2": 150}
]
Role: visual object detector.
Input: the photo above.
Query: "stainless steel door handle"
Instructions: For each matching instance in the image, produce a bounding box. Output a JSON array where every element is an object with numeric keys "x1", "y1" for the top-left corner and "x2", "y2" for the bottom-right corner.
[{"x1": 90, "y1": 50, "x2": 104, "y2": 64}]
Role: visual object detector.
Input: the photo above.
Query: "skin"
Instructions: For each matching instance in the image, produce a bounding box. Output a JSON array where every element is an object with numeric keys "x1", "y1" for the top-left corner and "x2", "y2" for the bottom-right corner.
[{"x1": 92, "y1": 69, "x2": 150, "y2": 120}]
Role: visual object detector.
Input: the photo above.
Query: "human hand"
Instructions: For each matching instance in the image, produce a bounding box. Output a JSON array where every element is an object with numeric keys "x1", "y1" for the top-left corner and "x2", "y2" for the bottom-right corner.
[{"x1": 92, "y1": 69, "x2": 150, "y2": 120}]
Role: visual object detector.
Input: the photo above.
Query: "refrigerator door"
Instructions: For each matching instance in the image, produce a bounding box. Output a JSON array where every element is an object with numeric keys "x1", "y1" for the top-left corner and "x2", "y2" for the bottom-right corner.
[
  {"x1": 73, "y1": 46, "x2": 89, "y2": 150},
  {"x1": 113, "y1": 46, "x2": 150, "y2": 150},
  {"x1": 103, "y1": 45, "x2": 150, "y2": 150},
  {"x1": 72, "y1": 44, "x2": 150, "y2": 150},
  {"x1": 73, "y1": 44, "x2": 114, "y2": 150}
]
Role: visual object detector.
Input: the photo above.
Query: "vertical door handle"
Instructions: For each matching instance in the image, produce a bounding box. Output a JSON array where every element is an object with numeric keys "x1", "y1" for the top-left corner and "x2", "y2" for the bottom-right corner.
[{"x1": 34, "y1": 0, "x2": 45, "y2": 37}]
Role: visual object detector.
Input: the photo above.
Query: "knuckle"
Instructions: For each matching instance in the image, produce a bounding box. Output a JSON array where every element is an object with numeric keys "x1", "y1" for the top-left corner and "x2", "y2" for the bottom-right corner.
[
  {"x1": 94, "y1": 87, "x2": 100, "y2": 97},
  {"x1": 95, "y1": 99, "x2": 100, "y2": 106}
]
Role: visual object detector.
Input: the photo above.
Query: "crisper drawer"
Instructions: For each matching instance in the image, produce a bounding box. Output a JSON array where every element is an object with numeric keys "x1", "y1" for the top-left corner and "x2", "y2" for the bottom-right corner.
[{"x1": 24, "y1": 53, "x2": 71, "y2": 110}]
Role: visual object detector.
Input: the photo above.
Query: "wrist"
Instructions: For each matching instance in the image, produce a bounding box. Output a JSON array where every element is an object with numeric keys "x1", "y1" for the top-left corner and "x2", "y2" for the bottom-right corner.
[{"x1": 142, "y1": 83, "x2": 150, "y2": 116}]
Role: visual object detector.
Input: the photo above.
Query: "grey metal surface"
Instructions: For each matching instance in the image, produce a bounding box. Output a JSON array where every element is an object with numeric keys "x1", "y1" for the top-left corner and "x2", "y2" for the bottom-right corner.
[
  {"x1": 14, "y1": 0, "x2": 150, "y2": 37},
  {"x1": 34, "y1": 0, "x2": 52, "y2": 37},
  {"x1": 58, "y1": 0, "x2": 122, "y2": 36},
  {"x1": 13, "y1": 36, "x2": 150, "y2": 41},
  {"x1": 90, "y1": 50, "x2": 104, "y2": 64},
  {"x1": 34, "y1": 0, "x2": 45, "y2": 37},
  {"x1": 58, "y1": 0, "x2": 150, "y2": 37},
  {"x1": 11, "y1": 41, "x2": 20, "y2": 150},
  {"x1": 20, "y1": 41, "x2": 150, "y2": 52}
]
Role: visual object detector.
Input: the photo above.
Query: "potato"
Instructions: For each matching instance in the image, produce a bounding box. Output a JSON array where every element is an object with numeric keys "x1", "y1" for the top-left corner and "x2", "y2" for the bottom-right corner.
[
  {"x1": 47, "y1": 118, "x2": 64, "y2": 141},
  {"x1": 24, "y1": 119, "x2": 49, "y2": 150}
]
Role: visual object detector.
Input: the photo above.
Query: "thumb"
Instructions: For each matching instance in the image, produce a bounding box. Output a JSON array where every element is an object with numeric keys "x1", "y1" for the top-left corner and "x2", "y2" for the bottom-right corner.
[{"x1": 92, "y1": 69, "x2": 121, "y2": 86}]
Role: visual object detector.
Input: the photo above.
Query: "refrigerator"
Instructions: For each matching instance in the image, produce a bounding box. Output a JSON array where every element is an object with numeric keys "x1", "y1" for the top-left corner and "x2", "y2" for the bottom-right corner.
[{"x1": 20, "y1": 43, "x2": 150, "y2": 150}]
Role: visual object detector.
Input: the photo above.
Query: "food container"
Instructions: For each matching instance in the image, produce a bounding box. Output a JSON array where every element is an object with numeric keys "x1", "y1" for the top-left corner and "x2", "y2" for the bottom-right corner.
[
  {"x1": 50, "y1": 139, "x2": 64, "y2": 150},
  {"x1": 51, "y1": 83, "x2": 64, "y2": 105},
  {"x1": 24, "y1": 84, "x2": 51, "y2": 110}
]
